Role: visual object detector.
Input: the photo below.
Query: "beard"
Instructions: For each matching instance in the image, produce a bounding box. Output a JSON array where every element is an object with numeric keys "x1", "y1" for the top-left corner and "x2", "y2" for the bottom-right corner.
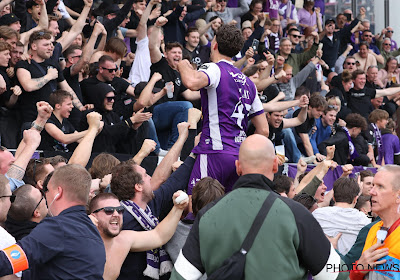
[{"x1": 98, "y1": 218, "x2": 122, "y2": 238}]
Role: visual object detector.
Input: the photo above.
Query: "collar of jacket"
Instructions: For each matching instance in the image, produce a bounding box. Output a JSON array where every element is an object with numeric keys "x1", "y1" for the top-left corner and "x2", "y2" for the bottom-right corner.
[{"x1": 231, "y1": 173, "x2": 276, "y2": 193}]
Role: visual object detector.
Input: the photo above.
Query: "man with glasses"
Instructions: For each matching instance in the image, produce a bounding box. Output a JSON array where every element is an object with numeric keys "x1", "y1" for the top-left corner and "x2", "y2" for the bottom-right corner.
[
  {"x1": 287, "y1": 28, "x2": 303, "y2": 53},
  {"x1": 384, "y1": 27, "x2": 397, "y2": 51},
  {"x1": 5, "y1": 184, "x2": 48, "y2": 241},
  {"x1": 88, "y1": 191, "x2": 188, "y2": 280},
  {"x1": 0, "y1": 164, "x2": 106, "y2": 279},
  {"x1": 378, "y1": 38, "x2": 400, "y2": 67}
]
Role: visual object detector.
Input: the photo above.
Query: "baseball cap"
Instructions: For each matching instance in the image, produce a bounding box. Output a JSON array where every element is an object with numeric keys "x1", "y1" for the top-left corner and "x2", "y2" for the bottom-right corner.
[{"x1": 0, "y1": 13, "x2": 20, "y2": 26}]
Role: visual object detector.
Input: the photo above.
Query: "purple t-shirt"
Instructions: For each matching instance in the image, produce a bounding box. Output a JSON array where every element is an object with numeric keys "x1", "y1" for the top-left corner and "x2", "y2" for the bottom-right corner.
[
  {"x1": 263, "y1": 0, "x2": 279, "y2": 19},
  {"x1": 192, "y1": 60, "x2": 264, "y2": 155},
  {"x1": 382, "y1": 133, "x2": 400, "y2": 165}
]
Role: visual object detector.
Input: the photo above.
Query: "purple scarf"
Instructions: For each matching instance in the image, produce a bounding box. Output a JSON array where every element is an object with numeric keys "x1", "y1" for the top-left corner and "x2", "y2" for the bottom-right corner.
[
  {"x1": 343, "y1": 127, "x2": 359, "y2": 160},
  {"x1": 371, "y1": 123, "x2": 384, "y2": 165},
  {"x1": 122, "y1": 200, "x2": 172, "y2": 279}
]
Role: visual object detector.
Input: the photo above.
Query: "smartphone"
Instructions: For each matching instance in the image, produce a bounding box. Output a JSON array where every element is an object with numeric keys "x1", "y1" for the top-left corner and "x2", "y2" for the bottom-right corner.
[
  {"x1": 96, "y1": 16, "x2": 103, "y2": 24},
  {"x1": 251, "y1": 39, "x2": 259, "y2": 52},
  {"x1": 344, "y1": 13, "x2": 352, "y2": 22}
]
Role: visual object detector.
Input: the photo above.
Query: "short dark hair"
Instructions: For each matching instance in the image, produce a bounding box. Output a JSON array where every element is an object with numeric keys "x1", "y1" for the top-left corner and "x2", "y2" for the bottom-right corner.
[
  {"x1": 49, "y1": 90, "x2": 73, "y2": 108},
  {"x1": 293, "y1": 193, "x2": 317, "y2": 210},
  {"x1": 355, "y1": 195, "x2": 371, "y2": 211},
  {"x1": 88, "y1": 192, "x2": 119, "y2": 214},
  {"x1": 29, "y1": 29, "x2": 52, "y2": 45},
  {"x1": 295, "y1": 86, "x2": 310, "y2": 98},
  {"x1": 98, "y1": 55, "x2": 114, "y2": 67},
  {"x1": 368, "y1": 109, "x2": 389, "y2": 123},
  {"x1": 242, "y1": 65, "x2": 259, "y2": 77},
  {"x1": 48, "y1": 155, "x2": 68, "y2": 167},
  {"x1": 333, "y1": 177, "x2": 360, "y2": 204},
  {"x1": 360, "y1": 170, "x2": 374, "y2": 181},
  {"x1": 352, "y1": 69, "x2": 365, "y2": 81},
  {"x1": 185, "y1": 27, "x2": 199, "y2": 37},
  {"x1": 165, "y1": 42, "x2": 183, "y2": 52},
  {"x1": 104, "y1": 37, "x2": 127, "y2": 59},
  {"x1": 63, "y1": 44, "x2": 82, "y2": 59},
  {"x1": 345, "y1": 113, "x2": 367, "y2": 130},
  {"x1": 215, "y1": 24, "x2": 244, "y2": 57},
  {"x1": 111, "y1": 160, "x2": 143, "y2": 201},
  {"x1": 8, "y1": 184, "x2": 36, "y2": 221},
  {"x1": 89, "y1": 153, "x2": 120, "y2": 179},
  {"x1": 25, "y1": 157, "x2": 51, "y2": 186},
  {"x1": 309, "y1": 94, "x2": 328, "y2": 109},
  {"x1": 273, "y1": 175, "x2": 294, "y2": 195},
  {"x1": 192, "y1": 177, "x2": 225, "y2": 216}
]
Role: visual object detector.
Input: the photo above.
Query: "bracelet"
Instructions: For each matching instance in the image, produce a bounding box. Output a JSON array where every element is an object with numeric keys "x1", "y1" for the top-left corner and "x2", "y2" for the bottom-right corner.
[{"x1": 273, "y1": 75, "x2": 279, "y2": 80}]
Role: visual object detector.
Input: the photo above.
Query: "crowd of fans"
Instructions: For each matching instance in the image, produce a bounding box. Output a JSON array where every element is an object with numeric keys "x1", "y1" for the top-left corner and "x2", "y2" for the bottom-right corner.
[{"x1": 0, "y1": 0, "x2": 399, "y2": 279}]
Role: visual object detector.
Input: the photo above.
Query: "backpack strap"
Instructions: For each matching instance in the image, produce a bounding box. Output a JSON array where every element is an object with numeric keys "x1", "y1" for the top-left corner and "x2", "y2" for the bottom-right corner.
[{"x1": 240, "y1": 193, "x2": 277, "y2": 253}]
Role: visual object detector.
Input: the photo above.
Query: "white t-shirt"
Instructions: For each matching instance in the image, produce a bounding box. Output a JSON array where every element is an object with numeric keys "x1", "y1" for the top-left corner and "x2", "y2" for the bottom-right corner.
[
  {"x1": 128, "y1": 36, "x2": 151, "y2": 87},
  {"x1": 0, "y1": 226, "x2": 22, "y2": 278}
]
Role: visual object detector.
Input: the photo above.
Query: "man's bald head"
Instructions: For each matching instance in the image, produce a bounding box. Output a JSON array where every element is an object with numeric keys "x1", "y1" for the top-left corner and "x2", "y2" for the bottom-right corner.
[{"x1": 236, "y1": 135, "x2": 278, "y2": 180}]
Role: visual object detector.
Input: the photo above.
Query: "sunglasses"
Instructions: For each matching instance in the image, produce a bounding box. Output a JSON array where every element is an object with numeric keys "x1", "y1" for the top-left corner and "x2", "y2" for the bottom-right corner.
[
  {"x1": 101, "y1": 67, "x2": 117, "y2": 73},
  {"x1": 31, "y1": 194, "x2": 44, "y2": 216},
  {"x1": 327, "y1": 105, "x2": 338, "y2": 110},
  {"x1": 106, "y1": 96, "x2": 115, "y2": 102},
  {"x1": 0, "y1": 195, "x2": 16, "y2": 203},
  {"x1": 92, "y1": 206, "x2": 125, "y2": 215},
  {"x1": 363, "y1": 35, "x2": 373, "y2": 38},
  {"x1": 346, "y1": 62, "x2": 356, "y2": 65},
  {"x1": 383, "y1": 43, "x2": 391, "y2": 46},
  {"x1": 217, "y1": 0, "x2": 227, "y2": 2},
  {"x1": 387, "y1": 30, "x2": 394, "y2": 33},
  {"x1": 290, "y1": 34, "x2": 301, "y2": 38}
]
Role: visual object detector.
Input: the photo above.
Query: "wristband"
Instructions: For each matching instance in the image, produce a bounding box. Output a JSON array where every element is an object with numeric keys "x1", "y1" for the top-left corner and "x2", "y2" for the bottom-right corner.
[
  {"x1": 2, "y1": 244, "x2": 29, "y2": 274},
  {"x1": 273, "y1": 75, "x2": 279, "y2": 80},
  {"x1": 31, "y1": 121, "x2": 44, "y2": 132}
]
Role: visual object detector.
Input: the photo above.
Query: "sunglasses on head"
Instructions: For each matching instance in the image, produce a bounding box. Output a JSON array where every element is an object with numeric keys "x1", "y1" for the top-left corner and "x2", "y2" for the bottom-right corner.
[
  {"x1": 327, "y1": 105, "x2": 338, "y2": 110},
  {"x1": 101, "y1": 67, "x2": 117, "y2": 73},
  {"x1": 92, "y1": 206, "x2": 125, "y2": 215},
  {"x1": 106, "y1": 96, "x2": 115, "y2": 102},
  {"x1": 0, "y1": 195, "x2": 16, "y2": 203}
]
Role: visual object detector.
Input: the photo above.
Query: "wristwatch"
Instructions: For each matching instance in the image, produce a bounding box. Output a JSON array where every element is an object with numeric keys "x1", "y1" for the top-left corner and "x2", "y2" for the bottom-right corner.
[{"x1": 31, "y1": 121, "x2": 44, "y2": 132}]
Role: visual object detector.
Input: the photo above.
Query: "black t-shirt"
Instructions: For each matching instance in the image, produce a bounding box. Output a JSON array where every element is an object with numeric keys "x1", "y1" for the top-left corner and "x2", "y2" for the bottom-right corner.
[
  {"x1": 347, "y1": 87, "x2": 376, "y2": 119},
  {"x1": 15, "y1": 59, "x2": 64, "y2": 123},
  {"x1": 40, "y1": 113, "x2": 76, "y2": 152},
  {"x1": 63, "y1": 66, "x2": 83, "y2": 128},
  {"x1": 293, "y1": 109, "x2": 315, "y2": 135},
  {"x1": 150, "y1": 57, "x2": 187, "y2": 104},
  {"x1": 269, "y1": 121, "x2": 284, "y2": 146},
  {"x1": 0, "y1": 67, "x2": 13, "y2": 106},
  {"x1": 182, "y1": 45, "x2": 211, "y2": 69}
]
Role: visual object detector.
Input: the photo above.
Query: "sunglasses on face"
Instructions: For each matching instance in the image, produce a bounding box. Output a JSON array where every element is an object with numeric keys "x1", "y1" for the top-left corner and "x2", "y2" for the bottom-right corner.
[
  {"x1": 290, "y1": 34, "x2": 301, "y2": 38},
  {"x1": 346, "y1": 62, "x2": 356, "y2": 65},
  {"x1": 383, "y1": 43, "x2": 391, "y2": 46},
  {"x1": 0, "y1": 195, "x2": 16, "y2": 203},
  {"x1": 92, "y1": 206, "x2": 125, "y2": 215},
  {"x1": 364, "y1": 35, "x2": 373, "y2": 38},
  {"x1": 217, "y1": 0, "x2": 226, "y2": 2},
  {"x1": 387, "y1": 30, "x2": 394, "y2": 33},
  {"x1": 31, "y1": 194, "x2": 44, "y2": 216},
  {"x1": 105, "y1": 96, "x2": 115, "y2": 102},
  {"x1": 101, "y1": 67, "x2": 117, "y2": 73}
]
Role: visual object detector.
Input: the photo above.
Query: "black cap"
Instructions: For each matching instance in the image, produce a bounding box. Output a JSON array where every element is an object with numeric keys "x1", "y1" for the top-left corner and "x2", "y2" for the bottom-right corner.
[
  {"x1": 134, "y1": 82, "x2": 162, "y2": 97},
  {"x1": 0, "y1": 13, "x2": 20, "y2": 26},
  {"x1": 325, "y1": 18, "x2": 336, "y2": 26},
  {"x1": 104, "y1": 4, "x2": 120, "y2": 16}
]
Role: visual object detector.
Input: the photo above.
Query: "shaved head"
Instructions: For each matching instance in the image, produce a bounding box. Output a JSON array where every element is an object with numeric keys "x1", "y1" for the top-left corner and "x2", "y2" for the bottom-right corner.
[{"x1": 236, "y1": 135, "x2": 278, "y2": 179}]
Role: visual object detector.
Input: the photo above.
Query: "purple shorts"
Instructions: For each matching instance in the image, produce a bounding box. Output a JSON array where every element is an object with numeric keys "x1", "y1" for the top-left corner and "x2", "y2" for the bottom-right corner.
[{"x1": 188, "y1": 153, "x2": 239, "y2": 195}]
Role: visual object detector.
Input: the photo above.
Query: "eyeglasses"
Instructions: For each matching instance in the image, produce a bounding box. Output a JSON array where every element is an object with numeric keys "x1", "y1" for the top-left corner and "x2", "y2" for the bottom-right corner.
[
  {"x1": 346, "y1": 62, "x2": 356, "y2": 65},
  {"x1": 0, "y1": 195, "x2": 16, "y2": 203},
  {"x1": 387, "y1": 30, "x2": 394, "y2": 33},
  {"x1": 290, "y1": 34, "x2": 301, "y2": 38},
  {"x1": 105, "y1": 96, "x2": 115, "y2": 102},
  {"x1": 32, "y1": 159, "x2": 42, "y2": 185},
  {"x1": 101, "y1": 67, "x2": 117, "y2": 73},
  {"x1": 31, "y1": 194, "x2": 44, "y2": 216},
  {"x1": 92, "y1": 206, "x2": 125, "y2": 215},
  {"x1": 383, "y1": 43, "x2": 391, "y2": 46}
]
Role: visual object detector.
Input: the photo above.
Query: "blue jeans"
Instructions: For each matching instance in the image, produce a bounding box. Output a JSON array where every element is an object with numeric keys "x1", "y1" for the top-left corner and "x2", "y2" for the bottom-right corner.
[
  {"x1": 152, "y1": 101, "x2": 193, "y2": 149},
  {"x1": 146, "y1": 118, "x2": 161, "y2": 154},
  {"x1": 281, "y1": 128, "x2": 301, "y2": 163}
]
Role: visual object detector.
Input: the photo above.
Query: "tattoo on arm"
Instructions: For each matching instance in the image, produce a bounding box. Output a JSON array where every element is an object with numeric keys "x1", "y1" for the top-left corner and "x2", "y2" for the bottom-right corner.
[
  {"x1": 33, "y1": 77, "x2": 49, "y2": 90},
  {"x1": 6, "y1": 164, "x2": 26, "y2": 180},
  {"x1": 70, "y1": 91, "x2": 83, "y2": 109}
]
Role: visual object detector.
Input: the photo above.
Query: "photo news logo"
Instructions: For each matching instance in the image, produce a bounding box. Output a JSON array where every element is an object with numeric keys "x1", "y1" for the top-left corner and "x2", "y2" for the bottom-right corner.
[{"x1": 326, "y1": 263, "x2": 400, "y2": 273}]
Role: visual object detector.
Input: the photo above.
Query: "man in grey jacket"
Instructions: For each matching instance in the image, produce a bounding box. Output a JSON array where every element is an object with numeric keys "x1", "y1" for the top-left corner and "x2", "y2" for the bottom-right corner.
[{"x1": 205, "y1": 0, "x2": 249, "y2": 28}]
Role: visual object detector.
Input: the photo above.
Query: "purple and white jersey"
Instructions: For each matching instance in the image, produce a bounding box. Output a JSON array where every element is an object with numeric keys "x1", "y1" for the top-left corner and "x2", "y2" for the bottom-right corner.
[{"x1": 192, "y1": 60, "x2": 264, "y2": 155}]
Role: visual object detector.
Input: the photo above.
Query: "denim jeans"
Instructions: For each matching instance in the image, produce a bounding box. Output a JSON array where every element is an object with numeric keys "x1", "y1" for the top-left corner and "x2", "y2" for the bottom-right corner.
[
  {"x1": 146, "y1": 118, "x2": 161, "y2": 154},
  {"x1": 152, "y1": 101, "x2": 193, "y2": 149},
  {"x1": 281, "y1": 128, "x2": 301, "y2": 163}
]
